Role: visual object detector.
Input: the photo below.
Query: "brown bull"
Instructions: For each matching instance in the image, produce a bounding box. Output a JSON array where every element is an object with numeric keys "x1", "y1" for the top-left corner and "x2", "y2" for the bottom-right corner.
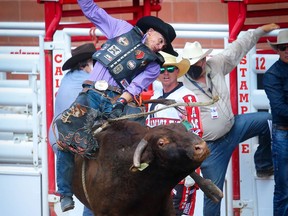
[{"x1": 73, "y1": 120, "x2": 210, "y2": 216}]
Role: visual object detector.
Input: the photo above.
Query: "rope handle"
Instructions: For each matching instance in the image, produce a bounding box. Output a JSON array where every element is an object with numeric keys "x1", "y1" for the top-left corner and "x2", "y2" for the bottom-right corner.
[{"x1": 108, "y1": 96, "x2": 220, "y2": 122}]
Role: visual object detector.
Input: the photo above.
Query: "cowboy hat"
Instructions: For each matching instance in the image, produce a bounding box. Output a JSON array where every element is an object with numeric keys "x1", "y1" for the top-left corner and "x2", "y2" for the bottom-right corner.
[
  {"x1": 181, "y1": 41, "x2": 213, "y2": 65},
  {"x1": 159, "y1": 51, "x2": 190, "y2": 78},
  {"x1": 62, "y1": 43, "x2": 97, "y2": 71},
  {"x1": 267, "y1": 29, "x2": 288, "y2": 50},
  {"x1": 136, "y1": 16, "x2": 178, "y2": 57}
]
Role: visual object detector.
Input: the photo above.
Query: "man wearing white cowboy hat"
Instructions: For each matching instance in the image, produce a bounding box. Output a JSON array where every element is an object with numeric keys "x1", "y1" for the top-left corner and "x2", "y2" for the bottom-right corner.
[
  {"x1": 54, "y1": 0, "x2": 178, "y2": 213},
  {"x1": 146, "y1": 51, "x2": 203, "y2": 216},
  {"x1": 263, "y1": 28, "x2": 288, "y2": 216},
  {"x1": 179, "y1": 23, "x2": 280, "y2": 216}
]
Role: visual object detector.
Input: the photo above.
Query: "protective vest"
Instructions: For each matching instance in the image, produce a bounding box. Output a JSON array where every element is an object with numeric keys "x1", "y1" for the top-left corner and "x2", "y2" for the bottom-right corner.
[{"x1": 93, "y1": 27, "x2": 164, "y2": 89}]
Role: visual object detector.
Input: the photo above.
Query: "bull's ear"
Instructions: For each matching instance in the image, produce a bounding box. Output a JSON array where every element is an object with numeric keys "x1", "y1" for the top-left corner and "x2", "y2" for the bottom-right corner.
[{"x1": 130, "y1": 162, "x2": 149, "y2": 172}]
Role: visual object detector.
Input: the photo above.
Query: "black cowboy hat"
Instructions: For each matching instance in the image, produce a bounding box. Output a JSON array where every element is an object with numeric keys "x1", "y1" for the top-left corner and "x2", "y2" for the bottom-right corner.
[
  {"x1": 62, "y1": 43, "x2": 97, "y2": 71},
  {"x1": 136, "y1": 16, "x2": 178, "y2": 57}
]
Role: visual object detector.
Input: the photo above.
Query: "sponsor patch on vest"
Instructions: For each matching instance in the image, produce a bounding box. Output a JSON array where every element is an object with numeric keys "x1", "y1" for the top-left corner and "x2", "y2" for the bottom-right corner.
[
  {"x1": 104, "y1": 54, "x2": 113, "y2": 61},
  {"x1": 112, "y1": 64, "x2": 124, "y2": 74},
  {"x1": 120, "y1": 79, "x2": 129, "y2": 88},
  {"x1": 108, "y1": 45, "x2": 121, "y2": 56},
  {"x1": 127, "y1": 60, "x2": 136, "y2": 70},
  {"x1": 117, "y1": 37, "x2": 129, "y2": 46},
  {"x1": 101, "y1": 43, "x2": 110, "y2": 50},
  {"x1": 135, "y1": 50, "x2": 145, "y2": 59},
  {"x1": 94, "y1": 52, "x2": 101, "y2": 58},
  {"x1": 140, "y1": 60, "x2": 148, "y2": 67}
]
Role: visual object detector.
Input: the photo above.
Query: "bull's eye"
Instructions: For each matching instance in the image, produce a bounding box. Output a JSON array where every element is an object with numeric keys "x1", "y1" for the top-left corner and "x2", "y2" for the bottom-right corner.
[
  {"x1": 158, "y1": 141, "x2": 164, "y2": 147},
  {"x1": 158, "y1": 137, "x2": 169, "y2": 147}
]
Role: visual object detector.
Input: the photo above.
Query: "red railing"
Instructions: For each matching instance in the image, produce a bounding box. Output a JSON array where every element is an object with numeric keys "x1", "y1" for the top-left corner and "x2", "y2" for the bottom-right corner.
[{"x1": 222, "y1": 1, "x2": 288, "y2": 215}]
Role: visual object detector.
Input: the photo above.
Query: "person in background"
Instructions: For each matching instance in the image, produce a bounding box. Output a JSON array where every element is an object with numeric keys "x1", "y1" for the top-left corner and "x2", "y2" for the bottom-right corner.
[
  {"x1": 54, "y1": 0, "x2": 178, "y2": 212},
  {"x1": 146, "y1": 51, "x2": 203, "y2": 216},
  {"x1": 263, "y1": 29, "x2": 288, "y2": 216},
  {"x1": 179, "y1": 23, "x2": 280, "y2": 216},
  {"x1": 48, "y1": 43, "x2": 96, "y2": 215}
]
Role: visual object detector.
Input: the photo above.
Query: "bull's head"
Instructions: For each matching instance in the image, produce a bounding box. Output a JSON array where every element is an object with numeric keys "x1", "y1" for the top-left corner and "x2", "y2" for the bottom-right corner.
[{"x1": 130, "y1": 123, "x2": 209, "y2": 172}]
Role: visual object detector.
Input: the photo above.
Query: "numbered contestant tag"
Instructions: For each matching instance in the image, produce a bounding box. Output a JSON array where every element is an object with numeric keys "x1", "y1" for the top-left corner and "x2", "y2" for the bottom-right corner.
[{"x1": 210, "y1": 107, "x2": 218, "y2": 119}]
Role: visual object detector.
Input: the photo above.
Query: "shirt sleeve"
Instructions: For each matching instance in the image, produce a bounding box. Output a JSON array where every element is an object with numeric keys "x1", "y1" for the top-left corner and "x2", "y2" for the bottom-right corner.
[
  {"x1": 212, "y1": 27, "x2": 265, "y2": 76},
  {"x1": 263, "y1": 68, "x2": 288, "y2": 118},
  {"x1": 125, "y1": 62, "x2": 161, "y2": 96},
  {"x1": 77, "y1": 0, "x2": 132, "y2": 38}
]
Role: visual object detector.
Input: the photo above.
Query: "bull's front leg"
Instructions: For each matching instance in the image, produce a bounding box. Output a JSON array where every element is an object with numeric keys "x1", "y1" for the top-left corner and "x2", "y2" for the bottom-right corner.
[{"x1": 189, "y1": 171, "x2": 223, "y2": 203}]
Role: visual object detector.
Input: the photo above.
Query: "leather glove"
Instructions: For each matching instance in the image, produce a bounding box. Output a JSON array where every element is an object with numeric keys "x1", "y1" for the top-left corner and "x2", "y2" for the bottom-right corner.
[{"x1": 109, "y1": 97, "x2": 127, "y2": 119}]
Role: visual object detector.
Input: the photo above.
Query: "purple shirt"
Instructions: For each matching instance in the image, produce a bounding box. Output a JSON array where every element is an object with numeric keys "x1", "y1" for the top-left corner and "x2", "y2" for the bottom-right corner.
[{"x1": 78, "y1": 0, "x2": 160, "y2": 96}]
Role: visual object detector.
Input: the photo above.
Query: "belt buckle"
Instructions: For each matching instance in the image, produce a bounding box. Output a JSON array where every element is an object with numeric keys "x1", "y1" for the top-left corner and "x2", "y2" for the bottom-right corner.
[
  {"x1": 276, "y1": 125, "x2": 288, "y2": 130},
  {"x1": 94, "y1": 80, "x2": 109, "y2": 91}
]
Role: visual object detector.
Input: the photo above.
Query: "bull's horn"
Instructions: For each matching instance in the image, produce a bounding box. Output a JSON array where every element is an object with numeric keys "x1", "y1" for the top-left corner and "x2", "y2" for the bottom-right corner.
[{"x1": 130, "y1": 138, "x2": 148, "y2": 171}]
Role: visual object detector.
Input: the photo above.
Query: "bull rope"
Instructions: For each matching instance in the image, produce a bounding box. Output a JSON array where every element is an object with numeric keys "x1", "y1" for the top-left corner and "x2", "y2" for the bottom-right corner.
[
  {"x1": 81, "y1": 159, "x2": 92, "y2": 208},
  {"x1": 93, "y1": 96, "x2": 219, "y2": 134},
  {"x1": 111, "y1": 96, "x2": 219, "y2": 122}
]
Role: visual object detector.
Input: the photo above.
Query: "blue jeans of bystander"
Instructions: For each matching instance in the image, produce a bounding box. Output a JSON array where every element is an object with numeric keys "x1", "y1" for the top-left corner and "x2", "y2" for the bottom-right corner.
[
  {"x1": 200, "y1": 112, "x2": 273, "y2": 216},
  {"x1": 57, "y1": 150, "x2": 75, "y2": 197},
  {"x1": 83, "y1": 206, "x2": 94, "y2": 216},
  {"x1": 272, "y1": 126, "x2": 288, "y2": 216}
]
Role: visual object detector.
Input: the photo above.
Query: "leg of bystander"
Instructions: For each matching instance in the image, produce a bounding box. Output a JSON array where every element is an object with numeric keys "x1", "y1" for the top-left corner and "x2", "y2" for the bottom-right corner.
[
  {"x1": 57, "y1": 150, "x2": 75, "y2": 212},
  {"x1": 201, "y1": 112, "x2": 273, "y2": 216},
  {"x1": 272, "y1": 126, "x2": 288, "y2": 216}
]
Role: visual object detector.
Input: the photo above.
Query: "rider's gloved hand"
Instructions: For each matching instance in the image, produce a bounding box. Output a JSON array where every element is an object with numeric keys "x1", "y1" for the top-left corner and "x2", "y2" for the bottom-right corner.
[{"x1": 109, "y1": 97, "x2": 127, "y2": 119}]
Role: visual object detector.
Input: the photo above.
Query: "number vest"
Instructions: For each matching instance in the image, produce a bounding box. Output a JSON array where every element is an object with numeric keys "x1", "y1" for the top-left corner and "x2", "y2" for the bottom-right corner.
[{"x1": 93, "y1": 27, "x2": 164, "y2": 89}]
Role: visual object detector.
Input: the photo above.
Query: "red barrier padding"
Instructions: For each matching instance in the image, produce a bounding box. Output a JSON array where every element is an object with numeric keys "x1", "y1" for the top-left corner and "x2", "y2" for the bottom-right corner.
[
  {"x1": 222, "y1": 0, "x2": 288, "y2": 4},
  {"x1": 244, "y1": 0, "x2": 288, "y2": 4},
  {"x1": 37, "y1": 0, "x2": 113, "y2": 4}
]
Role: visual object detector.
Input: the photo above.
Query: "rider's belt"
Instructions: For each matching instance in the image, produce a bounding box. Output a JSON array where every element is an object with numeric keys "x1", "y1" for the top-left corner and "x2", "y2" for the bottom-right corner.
[
  {"x1": 274, "y1": 124, "x2": 288, "y2": 131},
  {"x1": 82, "y1": 80, "x2": 123, "y2": 95}
]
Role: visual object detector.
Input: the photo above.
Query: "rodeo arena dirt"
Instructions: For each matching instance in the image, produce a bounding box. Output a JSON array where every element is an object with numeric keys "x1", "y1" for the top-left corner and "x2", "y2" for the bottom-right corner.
[{"x1": 1, "y1": 0, "x2": 288, "y2": 216}]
